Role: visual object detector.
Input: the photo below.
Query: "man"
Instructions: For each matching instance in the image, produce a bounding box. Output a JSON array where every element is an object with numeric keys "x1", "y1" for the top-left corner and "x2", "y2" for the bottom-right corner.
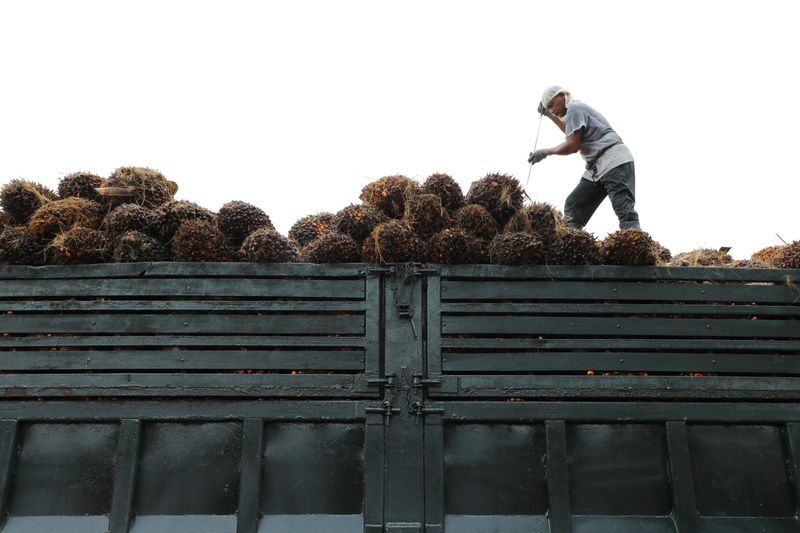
[{"x1": 528, "y1": 86, "x2": 640, "y2": 230}]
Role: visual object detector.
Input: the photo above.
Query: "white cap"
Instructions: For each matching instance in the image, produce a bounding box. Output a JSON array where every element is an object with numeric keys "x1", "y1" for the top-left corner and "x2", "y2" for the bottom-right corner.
[{"x1": 541, "y1": 85, "x2": 565, "y2": 108}]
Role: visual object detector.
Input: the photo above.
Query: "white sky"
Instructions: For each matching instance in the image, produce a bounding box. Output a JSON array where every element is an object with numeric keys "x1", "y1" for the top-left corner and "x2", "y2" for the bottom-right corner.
[{"x1": 1, "y1": 0, "x2": 797, "y2": 259}]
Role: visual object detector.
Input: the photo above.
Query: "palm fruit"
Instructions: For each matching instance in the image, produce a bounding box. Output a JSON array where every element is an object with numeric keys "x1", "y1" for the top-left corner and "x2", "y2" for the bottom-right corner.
[
  {"x1": 57, "y1": 171, "x2": 104, "y2": 201},
  {"x1": 426, "y1": 228, "x2": 487, "y2": 264},
  {"x1": 0, "y1": 179, "x2": 58, "y2": 224},
  {"x1": 288, "y1": 212, "x2": 334, "y2": 247},
  {"x1": 332, "y1": 204, "x2": 388, "y2": 242},
  {"x1": 362, "y1": 220, "x2": 421, "y2": 264},
  {"x1": 553, "y1": 227, "x2": 602, "y2": 265},
  {"x1": 359, "y1": 175, "x2": 419, "y2": 218},
  {"x1": 240, "y1": 228, "x2": 299, "y2": 262},
  {"x1": 601, "y1": 229, "x2": 658, "y2": 266},
  {"x1": 102, "y1": 203, "x2": 160, "y2": 239},
  {"x1": 505, "y1": 202, "x2": 562, "y2": 237},
  {"x1": 667, "y1": 248, "x2": 732, "y2": 267},
  {"x1": 775, "y1": 241, "x2": 800, "y2": 269},
  {"x1": 655, "y1": 243, "x2": 672, "y2": 264},
  {"x1": 404, "y1": 194, "x2": 451, "y2": 238},
  {"x1": 106, "y1": 166, "x2": 175, "y2": 208},
  {"x1": 172, "y1": 220, "x2": 233, "y2": 262},
  {"x1": 299, "y1": 232, "x2": 361, "y2": 263},
  {"x1": 0, "y1": 226, "x2": 45, "y2": 265},
  {"x1": 751, "y1": 245, "x2": 784, "y2": 267},
  {"x1": 111, "y1": 230, "x2": 168, "y2": 262},
  {"x1": 44, "y1": 226, "x2": 107, "y2": 265},
  {"x1": 28, "y1": 197, "x2": 104, "y2": 242},
  {"x1": 217, "y1": 201, "x2": 274, "y2": 246},
  {"x1": 156, "y1": 200, "x2": 216, "y2": 243},
  {"x1": 489, "y1": 232, "x2": 547, "y2": 265},
  {"x1": 421, "y1": 173, "x2": 464, "y2": 211},
  {"x1": 464, "y1": 173, "x2": 524, "y2": 226},
  {"x1": 453, "y1": 204, "x2": 498, "y2": 240},
  {"x1": 729, "y1": 258, "x2": 773, "y2": 269}
]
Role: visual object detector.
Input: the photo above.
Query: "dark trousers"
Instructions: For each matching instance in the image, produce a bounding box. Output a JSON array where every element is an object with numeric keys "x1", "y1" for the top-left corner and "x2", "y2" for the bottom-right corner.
[{"x1": 564, "y1": 161, "x2": 640, "y2": 230}]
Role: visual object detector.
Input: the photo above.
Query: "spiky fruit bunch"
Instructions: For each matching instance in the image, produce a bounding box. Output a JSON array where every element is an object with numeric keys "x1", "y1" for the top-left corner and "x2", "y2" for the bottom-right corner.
[
  {"x1": 464, "y1": 173, "x2": 524, "y2": 226},
  {"x1": 332, "y1": 204, "x2": 388, "y2": 242},
  {"x1": 106, "y1": 166, "x2": 175, "y2": 208},
  {"x1": 0, "y1": 226, "x2": 44, "y2": 265},
  {"x1": 289, "y1": 212, "x2": 335, "y2": 247},
  {"x1": 601, "y1": 229, "x2": 658, "y2": 266},
  {"x1": 421, "y1": 173, "x2": 464, "y2": 211},
  {"x1": 729, "y1": 258, "x2": 773, "y2": 269},
  {"x1": 217, "y1": 201, "x2": 274, "y2": 246},
  {"x1": 362, "y1": 220, "x2": 422, "y2": 264},
  {"x1": 775, "y1": 241, "x2": 800, "y2": 269},
  {"x1": 44, "y1": 226, "x2": 106, "y2": 265},
  {"x1": 28, "y1": 198, "x2": 104, "y2": 242},
  {"x1": 240, "y1": 228, "x2": 299, "y2": 263},
  {"x1": 552, "y1": 228, "x2": 602, "y2": 265},
  {"x1": 57, "y1": 172, "x2": 104, "y2": 201},
  {"x1": 156, "y1": 200, "x2": 216, "y2": 242},
  {"x1": 655, "y1": 244, "x2": 672, "y2": 264},
  {"x1": 751, "y1": 245, "x2": 784, "y2": 267},
  {"x1": 172, "y1": 220, "x2": 233, "y2": 262},
  {"x1": 668, "y1": 248, "x2": 732, "y2": 267},
  {"x1": 299, "y1": 232, "x2": 361, "y2": 263},
  {"x1": 0, "y1": 179, "x2": 58, "y2": 224},
  {"x1": 453, "y1": 204, "x2": 498, "y2": 240},
  {"x1": 404, "y1": 194, "x2": 451, "y2": 238},
  {"x1": 103, "y1": 203, "x2": 160, "y2": 239},
  {"x1": 505, "y1": 203, "x2": 562, "y2": 238},
  {"x1": 360, "y1": 175, "x2": 419, "y2": 219},
  {"x1": 111, "y1": 230, "x2": 167, "y2": 262},
  {"x1": 427, "y1": 228, "x2": 487, "y2": 264},
  {"x1": 489, "y1": 232, "x2": 547, "y2": 265}
]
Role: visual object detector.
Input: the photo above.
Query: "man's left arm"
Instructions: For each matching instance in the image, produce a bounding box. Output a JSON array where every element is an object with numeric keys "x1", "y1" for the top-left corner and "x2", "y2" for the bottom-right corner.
[{"x1": 529, "y1": 128, "x2": 583, "y2": 164}]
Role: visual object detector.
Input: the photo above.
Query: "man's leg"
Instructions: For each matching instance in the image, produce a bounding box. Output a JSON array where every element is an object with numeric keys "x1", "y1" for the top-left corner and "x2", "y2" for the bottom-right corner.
[
  {"x1": 564, "y1": 178, "x2": 607, "y2": 229},
  {"x1": 600, "y1": 162, "x2": 640, "y2": 229}
]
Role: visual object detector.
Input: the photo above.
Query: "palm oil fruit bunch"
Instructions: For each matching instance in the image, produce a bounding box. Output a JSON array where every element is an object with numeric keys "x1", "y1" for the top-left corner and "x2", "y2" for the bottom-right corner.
[
  {"x1": 775, "y1": 241, "x2": 800, "y2": 269},
  {"x1": 668, "y1": 248, "x2": 731, "y2": 267},
  {"x1": 751, "y1": 245, "x2": 784, "y2": 267},
  {"x1": 404, "y1": 194, "x2": 450, "y2": 238},
  {"x1": 289, "y1": 212, "x2": 334, "y2": 248},
  {"x1": 156, "y1": 200, "x2": 216, "y2": 242},
  {"x1": 0, "y1": 179, "x2": 58, "y2": 224},
  {"x1": 240, "y1": 228, "x2": 299, "y2": 262},
  {"x1": 57, "y1": 171, "x2": 104, "y2": 201},
  {"x1": 45, "y1": 226, "x2": 107, "y2": 265},
  {"x1": 0, "y1": 226, "x2": 44, "y2": 265},
  {"x1": 553, "y1": 227, "x2": 602, "y2": 265},
  {"x1": 28, "y1": 198, "x2": 104, "y2": 242},
  {"x1": 111, "y1": 230, "x2": 167, "y2": 263},
  {"x1": 453, "y1": 204, "x2": 498, "y2": 241},
  {"x1": 172, "y1": 220, "x2": 233, "y2": 262},
  {"x1": 217, "y1": 201, "x2": 274, "y2": 246},
  {"x1": 103, "y1": 203, "x2": 160, "y2": 239},
  {"x1": 505, "y1": 203, "x2": 562, "y2": 239},
  {"x1": 300, "y1": 232, "x2": 361, "y2": 263},
  {"x1": 332, "y1": 204, "x2": 388, "y2": 243},
  {"x1": 601, "y1": 229, "x2": 658, "y2": 266},
  {"x1": 465, "y1": 173, "x2": 524, "y2": 227},
  {"x1": 359, "y1": 175, "x2": 419, "y2": 219},
  {"x1": 106, "y1": 166, "x2": 175, "y2": 209},
  {"x1": 362, "y1": 220, "x2": 421, "y2": 264},
  {"x1": 420, "y1": 173, "x2": 464, "y2": 211},
  {"x1": 489, "y1": 232, "x2": 546, "y2": 265},
  {"x1": 427, "y1": 228, "x2": 487, "y2": 264}
]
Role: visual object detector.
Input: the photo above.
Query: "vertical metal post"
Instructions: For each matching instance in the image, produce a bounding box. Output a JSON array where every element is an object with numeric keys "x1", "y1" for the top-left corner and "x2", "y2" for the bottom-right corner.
[
  {"x1": 365, "y1": 271, "x2": 383, "y2": 385},
  {"x1": 666, "y1": 421, "x2": 699, "y2": 533},
  {"x1": 237, "y1": 419, "x2": 264, "y2": 533},
  {"x1": 546, "y1": 420, "x2": 571, "y2": 533},
  {"x1": 0, "y1": 420, "x2": 19, "y2": 527},
  {"x1": 785, "y1": 423, "x2": 800, "y2": 518},
  {"x1": 109, "y1": 419, "x2": 142, "y2": 533},
  {"x1": 425, "y1": 272, "x2": 442, "y2": 378},
  {"x1": 424, "y1": 412, "x2": 444, "y2": 533},
  {"x1": 364, "y1": 412, "x2": 386, "y2": 533}
]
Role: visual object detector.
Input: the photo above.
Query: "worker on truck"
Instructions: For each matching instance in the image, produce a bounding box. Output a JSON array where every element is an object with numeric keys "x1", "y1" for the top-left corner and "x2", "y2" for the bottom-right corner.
[{"x1": 528, "y1": 85, "x2": 640, "y2": 230}]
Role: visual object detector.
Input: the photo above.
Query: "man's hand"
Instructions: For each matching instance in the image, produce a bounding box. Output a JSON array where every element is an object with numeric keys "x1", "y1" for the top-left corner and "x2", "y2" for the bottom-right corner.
[
  {"x1": 528, "y1": 149, "x2": 550, "y2": 165},
  {"x1": 537, "y1": 102, "x2": 549, "y2": 116}
]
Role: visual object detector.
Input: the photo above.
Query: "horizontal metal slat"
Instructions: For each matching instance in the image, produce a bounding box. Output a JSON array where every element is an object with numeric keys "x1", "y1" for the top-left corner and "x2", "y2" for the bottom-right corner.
[
  {"x1": 0, "y1": 300, "x2": 366, "y2": 313},
  {"x1": 442, "y1": 302, "x2": 800, "y2": 318},
  {"x1": 0, "y1": 335, "x2": 365, "y2": 349},
  {"x1": 441, "y1": 337, "x2": 800, "y2": 352}
]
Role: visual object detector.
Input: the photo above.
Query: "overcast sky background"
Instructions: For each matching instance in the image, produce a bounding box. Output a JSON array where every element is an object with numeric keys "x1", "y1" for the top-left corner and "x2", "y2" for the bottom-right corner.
[{"x1": 1, "y1": 0, "x2": 796, "y2": 259}]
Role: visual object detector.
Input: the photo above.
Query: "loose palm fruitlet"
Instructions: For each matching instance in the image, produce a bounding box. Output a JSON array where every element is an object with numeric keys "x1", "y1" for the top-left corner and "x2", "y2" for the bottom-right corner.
[
  {"x1": 601, "y1": 229, "x2": 658, "y2": 266},
  {"x1": 289, "y1": 212, "x2": 334, "y2": 248},
  {"x1": 404, "y1": 194, "x2": 451, "y2": 238},
  {"x1": 465, "y1": 173, "x2": 524, "y2": 227},
  {"x1": 172, "y1": 220, "x2": 234, "y2": 262},
  {"x1": 240, "y1": 228, "x2": 299, "y2": 263},
  {"x1": 300, "y1": 232, "x2": 361, "y2": 263},
  {"x1": 453, "y1": 204, "x2": 498, "y2": 240},
  {"x1": 111, "y1": 230, "x2": 167, "y2": 263},
  {"x1": 28, "y1": 198, "x2": 104, "y2": 242},
  {"x1": 362, "y1": 220, "x2": 422, "y2": 264},
  {"x1": 0, "y1": 179, "x2": 58, "y2": 224},
  {"x1": 156, "y1": 200, "x2": 216, "y2": 243},
  {"x1": 553, "y1": 227, "x2": 603, "y2": 265},
  {"x1": 45, "y1": 226, "x2": 107, "y2": 265},
  {"x1": 775, "y1": 241, "x2": 800, "y2": 269},
  {"x1": 217, "y1": 201, "x2": 274, "y2": 246},
  {"x1": 667, "y1": 248, "x2": 731, "y2": 267},
  {"x1": 332, "y1": 204, "x2": 388, "y2": 243},
  {"x1": 427, "y1": 228, "x2": 487, "y2": 264},
  {"x1": 489, "y1": 232, "x2": 547, "y2": 265},
  {"x1": 0, "y1": 226, "x2": 44, "y2": 265},
  {"x1": 751, "y1": 245, "x2": 784, "y2": 267},
  {"x1": 106, "y1": 166, "x2": 175, "y2": 209},
  {"x1": 57, "y1": 171, "x2": 104, "y2": 201},
  {"x1": 103, "y1": 203, "x2": 161, "y2": 239},
  {"x1": 359, "y1": 175, "x2": 419, "y2": 219},
  {"x1": 420, "y1": 173, "x2": 464, "y2": 211}
]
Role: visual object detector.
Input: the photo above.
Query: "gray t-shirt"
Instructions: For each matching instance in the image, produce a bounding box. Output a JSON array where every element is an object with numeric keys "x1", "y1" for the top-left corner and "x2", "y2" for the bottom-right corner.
[{"x1": 564, "y1": 100, "x2": 633, "y2": 182}]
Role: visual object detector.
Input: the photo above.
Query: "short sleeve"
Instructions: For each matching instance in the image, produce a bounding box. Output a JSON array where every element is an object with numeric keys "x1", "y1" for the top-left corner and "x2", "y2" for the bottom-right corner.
[{"x1": 565, "y1": 106, "x2": 587, "y2": 138}]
